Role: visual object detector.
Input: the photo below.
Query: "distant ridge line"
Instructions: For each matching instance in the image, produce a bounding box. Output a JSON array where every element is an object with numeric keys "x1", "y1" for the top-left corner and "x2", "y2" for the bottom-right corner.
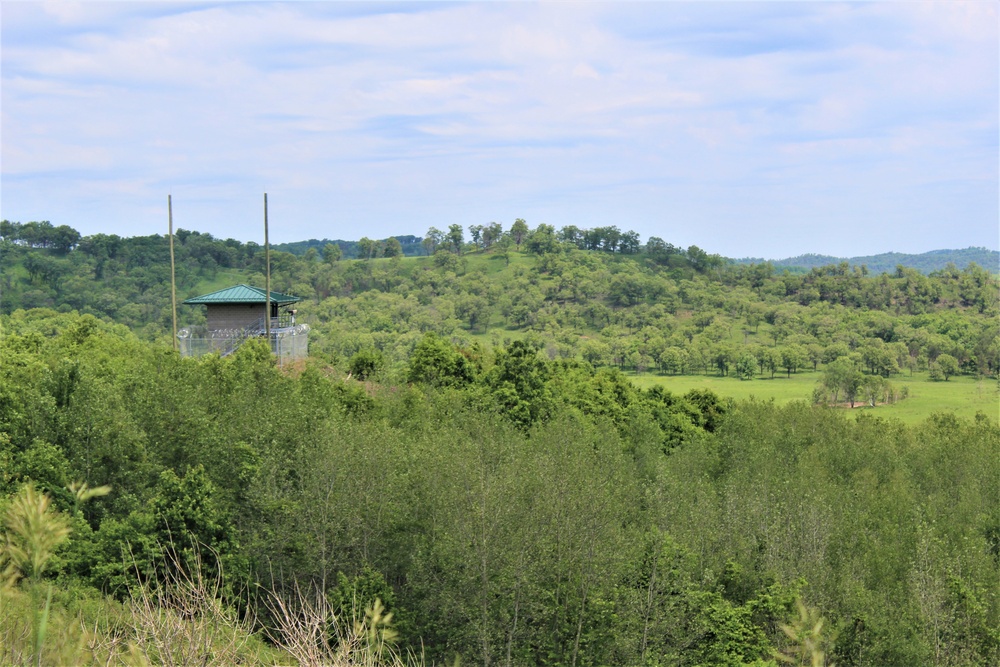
[{"x1": 732, "y1": 247, "x2": 999, "y2": 275}]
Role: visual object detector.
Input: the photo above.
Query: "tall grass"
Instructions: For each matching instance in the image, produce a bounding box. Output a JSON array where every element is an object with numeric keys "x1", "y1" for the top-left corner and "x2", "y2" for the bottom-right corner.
[
  {"x1": 265, "y1": 583, "x2": 424, "y2": 667},
  {"x1": 1, "y1": 483, "x2": 105, "y2": 666},
  {"x1": 1, "y1": 483, "x2": 426, "y2": 666}
]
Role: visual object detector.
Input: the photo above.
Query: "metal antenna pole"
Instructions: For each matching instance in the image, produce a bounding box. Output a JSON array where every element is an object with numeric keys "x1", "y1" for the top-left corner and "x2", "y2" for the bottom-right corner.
[
  {"x1": 169, "y1": 195, "x2": 178, "y2": 352},
  {"x1": 264, "y1": 193, "x2": 271, "y2": 345}
]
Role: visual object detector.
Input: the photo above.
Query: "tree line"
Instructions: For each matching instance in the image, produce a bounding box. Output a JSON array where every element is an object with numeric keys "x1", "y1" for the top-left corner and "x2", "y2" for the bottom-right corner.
[
  {"x1": 1, "y1": 220, "x2": 81, "y2": 253},
  {"x1": 735, "y1": 247, "x2": 999, "y2": 276}
]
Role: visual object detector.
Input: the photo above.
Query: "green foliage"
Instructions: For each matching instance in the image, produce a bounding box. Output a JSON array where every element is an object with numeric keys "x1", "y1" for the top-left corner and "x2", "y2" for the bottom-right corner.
[
  {"x1": 510, "y1": 218, "x2": 529, "y2": 248},
  {"x1": 736, "y1": 353, "x2": 758, "y2": 381},
  {"x1": 349, "y1": 348, "x2": 385, "y2": 381},
  {"x1": 5, "y1": 221, "x2": 997, "y2": 392},
  {"x1": 383, "y1": 237, "x2": 404, "y2": 259},
  {"x1": 94, "y1": 465, "x2": 243, "y2": 595},
  {"x1": 322, "y1": 242, "x2": 343, "y2": 263},
  {"x1": 934, "y1": 353, "x2": 960, "y2": 381},
  {"x1": 327, "y1": 566, "x2": 402, "y2": 636},
  {"x1": 683, "y1": 388, "x2": 729, "y2": 432},
  {"x1": 407, "y1": 333, "x2": 476, "y2": 387},
  {"x1": 818, "y1": 358, "x2": 864, "y2": 406},
  {"x1": 432, "y1": 248, "x2": 463, "y2": 273},
  {"x1": 2, "y1": 235, "x2": 999, "y2": 666},
  {"x1": 525, "y1": 223, "x2": 559, "y2": 255},
  {"x1": 483, "y1": 340, "x2": 553, "y2": 429}
]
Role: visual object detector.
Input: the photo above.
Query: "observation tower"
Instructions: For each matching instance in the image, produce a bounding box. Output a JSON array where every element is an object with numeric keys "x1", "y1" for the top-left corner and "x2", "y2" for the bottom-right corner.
[{"x1": 177, "y1": 284, "x2": 308, "y2": 361}]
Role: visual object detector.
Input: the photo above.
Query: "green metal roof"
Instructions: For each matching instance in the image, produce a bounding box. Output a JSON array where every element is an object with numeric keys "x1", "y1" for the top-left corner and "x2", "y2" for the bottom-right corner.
[{"x1": 182, "y1": 284, "x2": 301, "y2": 305}]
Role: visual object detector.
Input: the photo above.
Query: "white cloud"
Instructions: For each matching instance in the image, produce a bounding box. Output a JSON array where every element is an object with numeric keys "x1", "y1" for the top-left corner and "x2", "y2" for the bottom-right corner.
[{"x1": 1, "y1": 1, "x2": 996, "y2": 256}]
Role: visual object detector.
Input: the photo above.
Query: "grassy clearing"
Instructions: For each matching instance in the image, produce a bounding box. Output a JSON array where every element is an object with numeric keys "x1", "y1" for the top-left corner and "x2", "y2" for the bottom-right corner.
[
  {"x1": 187, "y1": 269, "x2": 247, "y2": 298},
  {"x1": 462, "y1": 249, "x2": 534, "y2": 275},
  {"x1": 883, "y1": 373, "x2": 1000, "y2": 424},
  {"x1": 630, "y1": 370, "x2": 999, "y2": 424},
  {"x1": 365, "y1": 248, "x2": 534, "y2": 278}
]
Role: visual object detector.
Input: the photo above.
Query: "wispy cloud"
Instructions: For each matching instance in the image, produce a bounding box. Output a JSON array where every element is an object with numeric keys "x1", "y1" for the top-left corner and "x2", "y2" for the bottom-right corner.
[{"x1": 2, "y1": 1, "x2": 996, "y2": 256}]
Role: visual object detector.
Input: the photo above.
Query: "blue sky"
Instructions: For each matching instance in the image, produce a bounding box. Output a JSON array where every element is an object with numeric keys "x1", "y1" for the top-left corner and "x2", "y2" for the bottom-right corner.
[{"x1": 2, "y1": 1, "x2": 997, "y2": 258}]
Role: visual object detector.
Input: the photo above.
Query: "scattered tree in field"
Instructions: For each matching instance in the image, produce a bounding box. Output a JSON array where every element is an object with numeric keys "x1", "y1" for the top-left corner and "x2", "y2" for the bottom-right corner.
[
  {"x1": 861, "y1": 374, "x2": 894, "y2": 406},
  {"x1": 735, "y1": 353, "x2": 757, "y2": 381},
  {"x1": 422, "y1": 227, "x2": 443, "y2": 255},
  {"x1": 382, "y1": 237, "x2": 403, "y2": 258},
  {"x1": 446, "y1": 224, "x2": 464, "y2": 254},
  {"x1": 510, "y1": 218, "x2": 529, "y2": 249},
  {"x1": 468, "y1": 224, "x2": 483, "y2": 248},
  {"x1": 525, "y1": 224, "x2": 558, "y2": 255},
  {"x1": 357, "y1": 236, "x2": 379, "y2": 260},
  {"x1": 818, "y1": 358, "x2": 864, "y2": 406},
  {"x1": 933, "y1": 353, "x2": 960, "y2": 381},
  {"x1": 481, "y1": 222, "x2": 504, "y2": 250},
  {"x1": 780, "y1": 345, "x2": 807, "y2": 378}
]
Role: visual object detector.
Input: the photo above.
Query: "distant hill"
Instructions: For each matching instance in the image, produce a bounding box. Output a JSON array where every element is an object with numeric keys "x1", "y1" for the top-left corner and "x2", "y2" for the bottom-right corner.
[
  {"x1": 733, "y1": 247, "x2": 999, "y2": 275},
  {"x1": 274, "y1": 235, "x2": 426, "y2": 259}
]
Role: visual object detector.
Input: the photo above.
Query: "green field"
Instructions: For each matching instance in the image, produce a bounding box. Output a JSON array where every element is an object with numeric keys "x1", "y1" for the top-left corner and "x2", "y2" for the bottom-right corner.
[{"x1": 630, "y1": 370, "x2": 999, "y2": 424}]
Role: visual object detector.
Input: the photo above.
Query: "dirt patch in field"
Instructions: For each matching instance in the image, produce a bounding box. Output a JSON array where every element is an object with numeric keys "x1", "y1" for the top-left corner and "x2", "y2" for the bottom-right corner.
[{"x1": 830, "y1": 401, "x2": 890, "y2": 409}]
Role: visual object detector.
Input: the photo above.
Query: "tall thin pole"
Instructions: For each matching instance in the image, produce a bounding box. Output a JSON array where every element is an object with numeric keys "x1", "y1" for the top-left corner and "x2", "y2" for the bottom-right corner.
[
  {"x1": 168, "y1": 195, "x2": 178, "y2": 352},
  {"x1": 264, "y1": 193, "x2": 271, "y2": 344}
]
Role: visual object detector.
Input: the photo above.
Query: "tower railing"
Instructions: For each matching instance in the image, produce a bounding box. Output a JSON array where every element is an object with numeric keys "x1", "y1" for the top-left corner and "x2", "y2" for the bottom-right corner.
[{"x1": 178, "y1": 314, "x2": 307, "y2": 361}]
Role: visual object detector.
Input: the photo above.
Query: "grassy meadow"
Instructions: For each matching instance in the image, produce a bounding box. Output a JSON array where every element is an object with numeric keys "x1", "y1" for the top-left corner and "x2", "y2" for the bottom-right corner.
[{"x1": 630, "y1": 370, "x2": 999, "y2": 424}]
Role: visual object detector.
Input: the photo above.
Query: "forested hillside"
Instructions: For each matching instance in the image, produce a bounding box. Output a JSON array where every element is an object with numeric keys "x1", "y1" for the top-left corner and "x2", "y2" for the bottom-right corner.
[
  {"x1": 3, "y1": 219, "x2": 997, "y2": 388},
  {"x1": 1, "y1": 219, "x2": 999, "y2": 665}
]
